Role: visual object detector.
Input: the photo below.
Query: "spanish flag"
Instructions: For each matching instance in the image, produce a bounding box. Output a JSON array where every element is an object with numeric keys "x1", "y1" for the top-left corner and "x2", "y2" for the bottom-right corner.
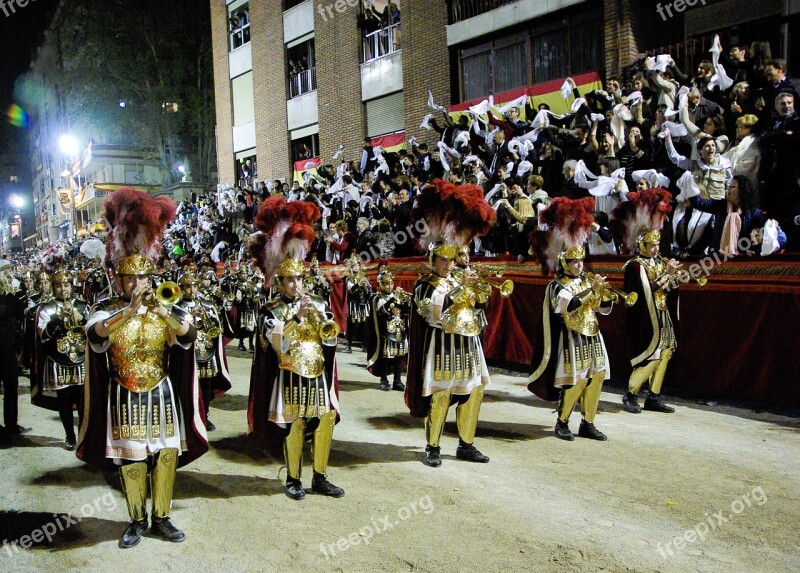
[
  {"x1": 293, "y1": 157, "x2": 321, "y2": 185},
  {"x1": 370, "y1": 131, "x2": 405, "y2": 153},
  {"x1": 448, "y1": 71, "x2": 603, "y2": 124}
]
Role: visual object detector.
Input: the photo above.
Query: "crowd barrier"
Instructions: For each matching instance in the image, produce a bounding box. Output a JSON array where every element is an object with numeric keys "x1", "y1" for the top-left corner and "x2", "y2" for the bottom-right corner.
[{"x1": 324, "y1": 255, "x2": 800, "y2": 408}]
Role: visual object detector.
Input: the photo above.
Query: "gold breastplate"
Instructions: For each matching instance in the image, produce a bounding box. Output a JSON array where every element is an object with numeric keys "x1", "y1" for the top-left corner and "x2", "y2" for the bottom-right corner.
[
  {"x1": 280, "y1": 320, "x2": 325, "y2": 378},
  {"x1": 109, "y1": 312, "x2": 170, "y2": 393},
  {"x1": 557, "y1": 277, "x2": 600, "y2": 337},
  {"x1": 439, "y1": 280, "x2": 482, "y2": 337},
  {"x1": 643, "y1": 259, "x2": 668, "y2": 311}
]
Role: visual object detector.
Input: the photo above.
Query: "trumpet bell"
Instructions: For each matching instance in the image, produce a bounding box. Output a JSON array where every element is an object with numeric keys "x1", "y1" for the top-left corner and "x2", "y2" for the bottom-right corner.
[
  {"x1": 622, "y1": 291, "x2": 638, "y2": 307},
  {"x1": 155, "y1": 281, "x2": 183, "y2": 306},
  {"x1": 498, "y1": 279, "x2": 514, "y2": 298}
]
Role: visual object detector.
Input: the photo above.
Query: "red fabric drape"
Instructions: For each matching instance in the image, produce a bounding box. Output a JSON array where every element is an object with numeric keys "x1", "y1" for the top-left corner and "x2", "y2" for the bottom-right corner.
[{"x1": 322, "y1": 255, "x2": 800, "y2": 406}]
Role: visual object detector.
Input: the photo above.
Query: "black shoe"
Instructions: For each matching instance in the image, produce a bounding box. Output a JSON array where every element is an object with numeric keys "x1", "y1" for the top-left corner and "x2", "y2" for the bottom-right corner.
[
  {"x1": 379, "y1": 379, "x2": 391, "y2": 391},
  {"x1": 311, "y1": 473, "x2": 345, "y2": 498},
  {"x1": 456, "y1": 441, "x2": 490, "y2": 463},
  {"x1": 554, "y1": 420, "x2": 575, "y2": 441},
  {"x1": 150, "y1": 516, "x2": 186, "y2": 542},
  {"x1": 11, "y1": 425, "x2": 32, "y2": 435},
  {"x1": 644, "y1": 394, "x2": 675, "y2": 413},
  {"x1": 344, "y1": 344, "x2": 352, "y2": 354},
  {"x1": 285, "y1": 477, "x2": 306, "y2": 500},
  {"x1": 65, "y1": 437, "x2": 77, "y2": 451},
  {"x1": 120, "y1": 518, "x2": 148, "y2": 549},
  {"x1": 578, "y1": 420, "x2": 608, "y2": 441},
  {"x1": 622, "y1": 392, "x2": 642, "y2": 414},
  {"x1": 423, "y1": 445, "x2": 442, "y2": 467},
  {"x1": 392, "y1": 380, "x2": 405, "y2": 391},
  {"x1": 205, "y1": 420, "x2": 216, "y2": 432},
  {"x1": 237, "y1": 343, "x2": 246, "y2": 351}
]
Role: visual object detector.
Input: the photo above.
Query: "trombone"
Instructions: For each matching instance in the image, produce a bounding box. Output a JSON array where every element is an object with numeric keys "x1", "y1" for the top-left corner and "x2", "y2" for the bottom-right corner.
[{"x1": 585, "y1": 272, "x2": 638, "y2": 307}]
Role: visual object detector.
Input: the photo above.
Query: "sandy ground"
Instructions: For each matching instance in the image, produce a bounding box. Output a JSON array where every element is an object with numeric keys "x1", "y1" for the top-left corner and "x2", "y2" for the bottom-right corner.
[{"x1": 1, "y1": 342, "x2": 799, "y2": 573}]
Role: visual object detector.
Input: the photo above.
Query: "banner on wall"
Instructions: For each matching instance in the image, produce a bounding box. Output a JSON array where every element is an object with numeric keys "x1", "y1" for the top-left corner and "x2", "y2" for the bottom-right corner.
[
  {"x1": 293, "y1": 157, "x2": 321, "y2": 185},
  {"x1": 447, "y1": 71, "x2": 603, "y2": 123},
  {"x1": 370, "y1": 131, "x2": 405, "y2": 153}
]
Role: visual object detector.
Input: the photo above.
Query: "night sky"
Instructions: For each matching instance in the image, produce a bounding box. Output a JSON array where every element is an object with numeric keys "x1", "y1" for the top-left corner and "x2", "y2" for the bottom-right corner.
[{"x1": 0, "y1": 0, "x2": 60, "y2": 155}]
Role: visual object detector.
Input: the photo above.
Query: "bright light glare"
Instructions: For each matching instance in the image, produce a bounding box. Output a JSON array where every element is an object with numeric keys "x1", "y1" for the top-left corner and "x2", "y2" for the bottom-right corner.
[
  {"x1": 10, "y1": 194, "x2": 24, "y2": 208},
  {"x1": 59, "y1": 135, "x2": 79, "y2": 157},
  {"x1": 177, "y1": 164, "x2": 185, "y2": 173}
]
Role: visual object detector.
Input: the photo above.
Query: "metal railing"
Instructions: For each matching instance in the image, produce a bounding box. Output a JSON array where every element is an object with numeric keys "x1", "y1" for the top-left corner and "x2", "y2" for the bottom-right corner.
[
  {"x1": 447, "y1": 0, "x2": 520, "y2": 25},
  {"x1": 289, "y1": 67, "x2": 317, "y2": 99},
  {"x1": 362, "y1": 23, "x2": 400, "y2": 63},
  {"x1": 229, "y1": 22, "x2": 251, "y2": 51}
]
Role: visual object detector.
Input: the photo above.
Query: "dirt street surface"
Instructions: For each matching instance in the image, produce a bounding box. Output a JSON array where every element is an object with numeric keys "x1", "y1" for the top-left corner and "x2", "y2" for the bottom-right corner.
[{"x1": 1, "y1": 343, "x2": 798, "y2": 573}]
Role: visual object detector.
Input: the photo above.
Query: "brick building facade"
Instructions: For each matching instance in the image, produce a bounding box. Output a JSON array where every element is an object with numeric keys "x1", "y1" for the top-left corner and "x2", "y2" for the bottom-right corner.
[{"x1": 210, "y1": 0, "x2": 800, "y2": 187}]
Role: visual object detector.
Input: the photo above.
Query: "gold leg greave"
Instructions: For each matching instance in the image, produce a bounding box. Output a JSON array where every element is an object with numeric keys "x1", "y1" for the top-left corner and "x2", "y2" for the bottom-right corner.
[
  {"x1": 312, "y1": 410, "x2": 337, "y2": 475},
  {"x1": 649, "y1": 349, "x2": 673, "y2": 394},
  {"x1": 119, "y1": 462, "x2": 148, "y2": 522},
  {"x1": 284, "y1": 418, "x2": 306, "y2": 480},
  {"x1": 455, "y1": 385, "x2": 484, "y2": 445},
  {"x1": 580, "y1": 372, "x2": 606, "y2": 424},
  {"x1": 151, "y1": 448, "x2": 179, "y2": 518},
  {"x1": 559, "y1": 380, "x2": 588, "y2": 422},
  {"x1": 424, "y1": 391, "x2": 451, "y2": 447},
  {"x1": 628, "y1": 361, "x2": 659, "y2": 395}
]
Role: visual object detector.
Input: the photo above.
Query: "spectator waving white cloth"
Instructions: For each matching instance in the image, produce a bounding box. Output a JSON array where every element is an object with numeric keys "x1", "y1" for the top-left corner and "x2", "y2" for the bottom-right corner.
[
  {"x1": 560, "y1": 80, "x2": 572, "y2": 99},
  {"x1": 332, "y1": 144, "x2": 344, "y2": 161},
  {"x1": 626, "y1": 91, "x2": 643, "y2": 106},
  {"x1": 494, "y1": 95, "x2": 528, "y2": 115},
  {"x1": 610, "y1": 104, "x2": 632, "y2": 150},
  {"x1": 454, "y1": 130, "x2": 471, "y2": 150},
  {"x1": 427, "y1": 90, "x2": 446, "y2": 112},
  {"x1": 659, "y1": 121, "x2": 689, "y2": 138},
  {"x1": 469, "y1": 98, "x2": 492, "y2": 117},
  {"x1": 436, "y1": 141, "x2": 460, "y2": 172},
  {"x1": 675, "y1": 170, "x2": 702, "y2": 201},
  {"x1": 573, "y1": 160, "x2": 628, "y2": 214},
  {"x1": 761, "y1": 220, "x2": 782, "y2": 256},
  {"x1": 708, "y1": 35, "x2": 734, "y2": 91},
  {"x1": 646, "y1": 54, "x2": 672, "y2": 73},
  {"x1": 420, "y1": 113, "x2": 434, "y2": 130},
  {"x1": 632, "y1": 169, "x2": 670, "y2": 190}
]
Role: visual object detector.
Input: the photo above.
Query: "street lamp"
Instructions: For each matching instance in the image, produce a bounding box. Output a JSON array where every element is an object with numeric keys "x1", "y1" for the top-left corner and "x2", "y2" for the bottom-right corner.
[
  {"x1": 59, "y1": 135, "x2": 80, "y2": 158},
  {"x1": 10, "y1": 194, "x2": 23, "y2": 209}
]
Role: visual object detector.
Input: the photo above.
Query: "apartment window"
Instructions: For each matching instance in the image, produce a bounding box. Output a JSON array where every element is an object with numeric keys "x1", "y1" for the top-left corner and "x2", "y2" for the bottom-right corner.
[
  {"x1": 288, "y1": 39, "x2": 316, "y2": 99},
  {"x1": 457, "y1": 3, "x2": 602, "y2": 101},
  {"x1": 461, "y1": 33, "x2": 528, "y2": 101},
  {"x1": 231, "y1": 71, "x2": 255, "y2": 126},
  {"x1": 291, "y1": 134, "x2": 319, "y2": 162},
  {"x1": 228, "y1": 1, "x2": 250, "y2": 52},
  {"x1": 359, "y1": 0, "x2": 401, "y2": 63},
  {"x1": 283, "y1": 0, "x2": 306, "y2": 9}
]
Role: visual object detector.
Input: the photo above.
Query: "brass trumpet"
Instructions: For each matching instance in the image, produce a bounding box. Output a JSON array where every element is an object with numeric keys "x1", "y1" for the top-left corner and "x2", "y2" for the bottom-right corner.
[
  {"x1": 675, "y1": 270, "x2": 708, "y2": 287},
  {"x1": 145, "y1": 281, "x2": 183, "y2": 308},
  {"x1": 585, "y1": 272, "x2": 638, "y2": 307},
  {"x1": 471, "y1": 266, "x2": 515, "y2": 298}
]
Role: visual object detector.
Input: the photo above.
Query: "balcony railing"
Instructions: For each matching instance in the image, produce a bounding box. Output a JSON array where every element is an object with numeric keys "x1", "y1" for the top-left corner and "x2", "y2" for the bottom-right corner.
[
  {"x1": 362, "y1": 23, "x2": 400, "y2": 63},
  {"x1": 229, "y1": 22, "x2": 251, "y2": 51},
  {"x1": 289, "y1": 67, "x2": 317, "y2": 99},
  {"x1": 447, "y1": 0, "x2": 521, "y2": 25}
]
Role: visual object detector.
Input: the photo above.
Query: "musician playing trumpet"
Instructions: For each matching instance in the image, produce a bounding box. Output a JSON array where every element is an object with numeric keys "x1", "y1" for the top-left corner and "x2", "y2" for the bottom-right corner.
[
  {"x1": 248, "y1": 197, "x2": 344, "y2": 501},
  {"x1": 366, "y1": 266, "x2": 410, "y2": 391},
  {"x1": 621, "y1": 230, "x2": 680, "y2": 414},
  {"x1": 34, "y1": 268, "x2": 89, "y2": 450},
  {"x1": 530, "y1": 246, "x2": 614, "y2": 441}
]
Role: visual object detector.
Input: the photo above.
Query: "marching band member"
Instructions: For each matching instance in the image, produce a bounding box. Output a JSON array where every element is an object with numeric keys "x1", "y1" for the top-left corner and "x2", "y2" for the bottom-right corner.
[
  {"x1": 528, "y1": 197, "x2": 616, "y2": 441},
  {"x1": 34, "y1": 268, "x2": 89, "y2": 449},
  {"x1": 248, "y1": 197, "x2": 343, "y2": 500},
  {"x1": 406, "y1": 180, "x2": 495, "y2": 468},
  {"x1": 78, "y1": 188, "x2": 207, "y2": 548},
  {"x1": 366, "y1": 266, "x2": 410, "y2": 391}
]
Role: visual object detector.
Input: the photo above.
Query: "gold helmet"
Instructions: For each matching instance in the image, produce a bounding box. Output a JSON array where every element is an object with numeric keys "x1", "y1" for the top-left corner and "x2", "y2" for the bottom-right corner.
[
  {"x1": 177, "y1": 270, "x2": 201, "y2": 286},
  {"x1": 636, "y1": 229, "x2": 661, "y2": 254},
  {"x1": 377, "y1": 265, "x2": 395, "y2": 286},
  {"x1": 558, "y1": 245, "x2": 586, "y2": 275},
  {"x1": 51, "y1": 267, "x2": 73, "y2": 285}
]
